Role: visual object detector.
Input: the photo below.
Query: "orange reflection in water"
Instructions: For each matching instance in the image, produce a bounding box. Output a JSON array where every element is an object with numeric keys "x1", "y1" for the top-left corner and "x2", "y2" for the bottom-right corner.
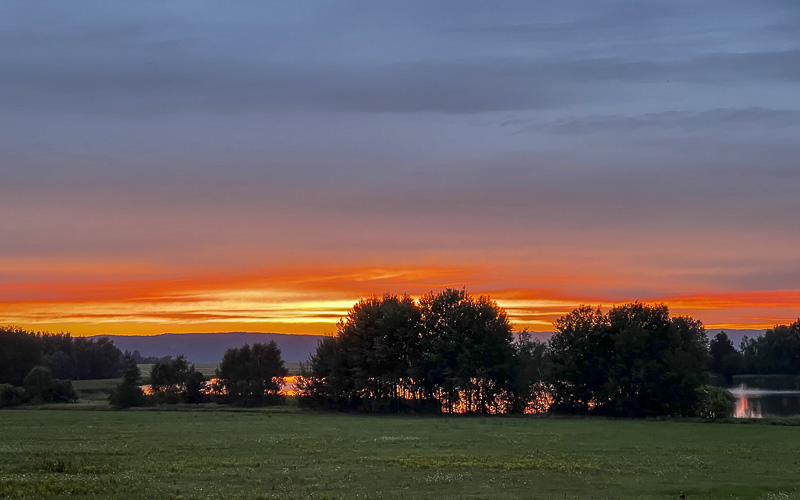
[{"x1": 734, "y1": 395, "x2": 762, "y2": 418}]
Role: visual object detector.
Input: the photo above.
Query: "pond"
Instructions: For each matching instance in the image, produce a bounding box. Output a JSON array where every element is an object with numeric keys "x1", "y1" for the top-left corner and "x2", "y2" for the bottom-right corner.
[{"x1": 730, "y1": 385, "x2": 800, "y2": 418}]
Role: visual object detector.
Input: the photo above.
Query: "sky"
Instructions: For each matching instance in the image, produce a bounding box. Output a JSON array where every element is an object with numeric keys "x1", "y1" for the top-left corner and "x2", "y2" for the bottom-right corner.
[{"x1": 1, "y1": 0, "x2": 799, "y2": 336}]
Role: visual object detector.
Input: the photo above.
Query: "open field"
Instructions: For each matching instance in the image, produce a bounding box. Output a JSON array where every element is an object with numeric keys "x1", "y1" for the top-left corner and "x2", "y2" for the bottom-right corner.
[{"x1": 1, "y1": 410, "x2": 799, "y2": 499}]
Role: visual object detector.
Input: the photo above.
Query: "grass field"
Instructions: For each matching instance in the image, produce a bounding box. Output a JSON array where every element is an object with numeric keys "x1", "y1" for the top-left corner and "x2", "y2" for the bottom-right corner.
[{"x1": 1, "y1": 409, "x2": 799, "y2": 499}]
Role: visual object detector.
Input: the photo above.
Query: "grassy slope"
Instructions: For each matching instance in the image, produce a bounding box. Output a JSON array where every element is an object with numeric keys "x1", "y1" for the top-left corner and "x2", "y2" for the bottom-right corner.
[{"x1": 1, "y1": 410, "x2": 799, "y2": 499}]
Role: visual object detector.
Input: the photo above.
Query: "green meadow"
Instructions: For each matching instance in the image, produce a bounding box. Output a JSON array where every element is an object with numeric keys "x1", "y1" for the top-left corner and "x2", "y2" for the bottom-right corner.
[{"x1": 1, "y1": 409, "x2": 799, "y2": 499}]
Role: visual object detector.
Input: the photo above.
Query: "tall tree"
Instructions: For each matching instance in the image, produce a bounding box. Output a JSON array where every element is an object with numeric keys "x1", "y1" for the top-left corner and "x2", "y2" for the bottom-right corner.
[
  {"x1": 0, "y1": 327, "x2": 42, "y2": 386},
  {"x1": 709, "y1": 331, "x2": 744, "y2": 383},
  {"x1": 109, "y1": 355, "x2": 147, "y2": 409},
  {"x1": 150, "y1": 355, "x2": 206, "y2": 404},
  {"x1": 508, "y1": 330, "x2": 551, "y2": 414},
  {"x1": 417, "y1": 288, "x2": 515, "y2": 414},
  {"x1": 215, "y1": 342, "x2": 287, "y2": 406},
  {"x1": 549, "y1": 303, "x2": 709, "y2": 417},
  {"x1": 741, "y1": 320, "x2": 800, "y2": 374},
  {"x1": 300, "y1": 294, "x2": 422, "y2": 411}
]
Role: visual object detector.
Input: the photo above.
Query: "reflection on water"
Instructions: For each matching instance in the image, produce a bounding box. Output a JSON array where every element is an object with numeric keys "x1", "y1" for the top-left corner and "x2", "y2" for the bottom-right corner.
[
  {"x1": 142, "y1": 376, "x2": 301, "y2": 398},
  {"x1": 730, "y1": 385, "x2": 800, "y2": 418}
]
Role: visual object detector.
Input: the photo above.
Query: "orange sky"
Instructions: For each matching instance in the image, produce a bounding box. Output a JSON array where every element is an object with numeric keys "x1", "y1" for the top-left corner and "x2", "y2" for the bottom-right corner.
[
  {"x1": 2, "y1": 260, "x2": 797, "y2": 336},
  {"x1": 2, "y1": 0, "x2": 800, "y2": 338}
]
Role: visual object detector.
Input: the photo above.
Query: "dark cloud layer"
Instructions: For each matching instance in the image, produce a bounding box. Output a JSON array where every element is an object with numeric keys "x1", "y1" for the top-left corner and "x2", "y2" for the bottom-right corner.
[{"x1": 1, "y1": 0, "x2": 799, "y2": 298}]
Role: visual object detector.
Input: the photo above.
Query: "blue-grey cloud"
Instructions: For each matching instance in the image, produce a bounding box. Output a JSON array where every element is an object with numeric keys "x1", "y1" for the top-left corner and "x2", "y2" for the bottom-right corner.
[{"x1": 514, "y1": 108, "x2": 800, "y2": 134}]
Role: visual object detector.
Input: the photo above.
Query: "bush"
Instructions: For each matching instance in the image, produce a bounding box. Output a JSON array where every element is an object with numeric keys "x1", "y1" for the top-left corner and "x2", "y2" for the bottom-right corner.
[
  {"x1": 109, "y1": 361, "x2": 149, "y2": 409},
  {"x1": 696, "y1": 385, "x2": 735, "y2": 419},
  {"x1": 22, "y1": 366, "x2": 76, "y2": 403},
  {"x1": 0, "y1": 384, "x2": 28, "y2": 408}
]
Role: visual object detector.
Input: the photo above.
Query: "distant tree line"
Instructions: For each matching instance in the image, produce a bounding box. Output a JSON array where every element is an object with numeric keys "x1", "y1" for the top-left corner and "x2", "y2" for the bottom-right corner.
[
  {"x1": 111, "y1": 342, "x2": 288, "y2": 409},
  {"x1": 297, "y1": 289, "x2": 732, "y2": 418},
  {"x1": 708, "y1": 320, "x2": 800, "y2": 384},
  {"x1": 0, "y1": 326, "x2": 124, "y2": 385}
]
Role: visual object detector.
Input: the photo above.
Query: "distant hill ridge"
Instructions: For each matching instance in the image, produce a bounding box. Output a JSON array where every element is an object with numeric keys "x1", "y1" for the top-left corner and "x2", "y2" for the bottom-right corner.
[
  {"x1": 92, "y1": 332, "x2": 327, "y2": 364},
  {"x1": 94, "y1": 328, "x2": 765, "y2": 364}
]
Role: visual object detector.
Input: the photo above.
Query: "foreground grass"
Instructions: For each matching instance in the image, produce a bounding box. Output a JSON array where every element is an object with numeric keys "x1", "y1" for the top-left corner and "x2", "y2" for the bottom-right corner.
[{"x1": 0, "y1": 410, "x2": 798, "y2": 499}]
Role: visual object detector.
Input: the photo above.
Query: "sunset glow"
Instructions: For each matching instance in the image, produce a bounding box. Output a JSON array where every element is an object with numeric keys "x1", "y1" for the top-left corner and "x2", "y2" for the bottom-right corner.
[
  {"x1": 1, "y1": 262, "x2": 797, "y2": 335},
  {"x1": 2, "y1": 1, "x2": 798, "y2": 337}
]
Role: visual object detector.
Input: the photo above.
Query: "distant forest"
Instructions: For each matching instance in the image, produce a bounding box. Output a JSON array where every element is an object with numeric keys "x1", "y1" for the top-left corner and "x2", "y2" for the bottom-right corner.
[{"x1": 0, "y1": 328, "x2": 125, "y2": 386}]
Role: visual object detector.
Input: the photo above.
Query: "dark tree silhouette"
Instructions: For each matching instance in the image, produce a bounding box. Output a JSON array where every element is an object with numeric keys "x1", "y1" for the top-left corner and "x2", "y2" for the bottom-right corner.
[
  {"x1": 417, "y1": 288, "x2": 515, "y2": 414},
  {"x1": 150, "y1": 355, "x2": 206, "y2": 404},
  {"x1": 740, "y1": 319, "x2": 800, "y2": 375},
  {"x1": 109, "y1": 355, "x2": 148, "y2": 409},
  {"x1": 23, "y1": 366, "x2": 76, "y2": 403},
  {"x1": 709, "y1": 331, "x2": 744, "y2": 383},
  {"x1": 301, "y1": 289, "x2": 518, "y2": 414},
  {"x1": 509, "y1": 330, "x2": 551, "y2": 414},
  {"x1": 548, "y1": 305, "x2": 612, "y2": 413},
  {"x1": 299, "y1": 294, "x2": 422, "y2": 411},
  {"x1": 214, "y1": 342, "x2": 287, "y2": 406},
  {"x1": 0, "y1": 327, "x2": 124, "y2": 385},
  {"x1": 0, "y1": 327, "x2": 42, "y2": 386},
  {"x1": 549, "y1": 303, "x2": 709, "y2": 417}
]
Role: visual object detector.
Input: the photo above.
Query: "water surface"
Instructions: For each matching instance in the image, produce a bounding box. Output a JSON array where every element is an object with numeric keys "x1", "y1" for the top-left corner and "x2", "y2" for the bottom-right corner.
[{"x1": 730, "y1": 385, "x2": 800, "y2": 418}]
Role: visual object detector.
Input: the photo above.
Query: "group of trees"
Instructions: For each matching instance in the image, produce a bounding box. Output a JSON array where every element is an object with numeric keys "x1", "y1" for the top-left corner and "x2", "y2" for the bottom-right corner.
[
  {"x1": 0, "y1": 365, "x2": 76, "y2": 408},
  {"x1": 708, "y1": 319, "x2": 800, "y2": 383},
  {"x1": 298, "y1": 290, "x2": 519, "y2": 413},
  {"x1": 298, "y1": 289, "x2": 725, "y2": 417},
  {"x1": 548, "y1": 304, "x2": 710, "y2": 417},
  {"x1": 0, "y1": 326, "x2": 124, "y2": 386},
  {"x1": 111, "y1": 342, "x2": 288, "y2": 408},
  {"x1": 0, "y1": 326, "x2": 121, "y2": 408}
]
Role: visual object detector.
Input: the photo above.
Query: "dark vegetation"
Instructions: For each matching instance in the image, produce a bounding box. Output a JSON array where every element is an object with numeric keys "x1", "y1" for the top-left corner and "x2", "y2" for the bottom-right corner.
[
  {"x1": 212, "y1": 341, "x2": 288, "y2": 406},
  {"x1": 709, "y1": 320, "x2": 800, "y2": 384},
  {"x1": 1, "y1": 295, "x2": 798, "y2": 419},
  {"x1": 0, "y1": 326, "x2": 124, "y2": 385},
  {"x1": 298, "y1": 290, "x2": 733, "y2": 417},
  {"x1": 149, "y1": 355, "x2": 206, "y2": 404},
  {"x1": 108, "y1": 356, "x2": 147, "y2": 409}
]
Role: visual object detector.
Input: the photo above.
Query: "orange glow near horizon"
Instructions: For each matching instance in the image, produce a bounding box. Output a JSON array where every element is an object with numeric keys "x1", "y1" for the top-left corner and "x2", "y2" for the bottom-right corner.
[{"x1": 1, "y1": 262, "x2": 797, "y2": 336}]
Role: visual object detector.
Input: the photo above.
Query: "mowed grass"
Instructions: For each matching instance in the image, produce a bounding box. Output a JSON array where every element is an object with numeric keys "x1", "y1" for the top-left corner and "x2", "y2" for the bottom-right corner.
[{"x1": 0, "y1": 410, "x2": 799, "y2": 499}]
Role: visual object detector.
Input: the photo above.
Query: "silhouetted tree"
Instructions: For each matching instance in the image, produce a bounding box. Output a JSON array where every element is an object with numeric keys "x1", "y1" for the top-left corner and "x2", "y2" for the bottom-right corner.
[
  {"x1": 150, "y1": 355, "x2": 206, "y2": 404},
  {"x1": 508, "y1": 331, "x2": 551, "y2": 414},
  {"x1": 23, "y1": 366, "x2": 76, "y2": 403},
  {"x1": 549, "y1": 303, "x2": 709, "y2": 417},
  {"x1": 740, "y1": 319, "x2": 800, "y2": 374},
  {"x1": 109, "y1": 355, "x2": 148, "y2": 409},
  {"x1": 416, "y1": 289, "x2": 515, "y2": 414},
  {"x1": 184, "y1": 369, "x2": 207, "y2": 404},
  {"x1": 0, "y1": 327, "x2": 123, "y2": 384},
  {"x1": 709, "y1": 332, "x2": 744, "y2": 383},
  {"x1": 0, "y1": 327, "x2": 43, "y2": 386},
  {"x1": 299, "y1": 294, "x2": 423, "y2": 411},
  {"x1": 214, "y1": 342, "x2": 287, "y2": 406},
  {"x1": 0, "y1": 384, "x2": 28, "y2": 408},
  {"x1": 302, "y1": 290, "x2": 528, "y2": 414},
  {"x1": 548, "y1": 305, "x2": 612, "y2": 413}
]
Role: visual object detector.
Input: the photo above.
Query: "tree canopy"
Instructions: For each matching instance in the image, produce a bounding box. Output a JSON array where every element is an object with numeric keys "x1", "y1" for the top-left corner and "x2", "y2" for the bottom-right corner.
[
  {"x1": 549, "y1": 302, "x2": 709, "y2": 417},
  {"x1": 301, "y1": 294, "x2": 715, "y2": 417},
  {"x1": 214, "y1": 342, "x2": 288, "y2": 406},
  {"x1": 0, "y1": 327, "x2": 124, "y2": 385},
  {"x1": 300, "y1": 290, "x2": 518, "y2": 414}
]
